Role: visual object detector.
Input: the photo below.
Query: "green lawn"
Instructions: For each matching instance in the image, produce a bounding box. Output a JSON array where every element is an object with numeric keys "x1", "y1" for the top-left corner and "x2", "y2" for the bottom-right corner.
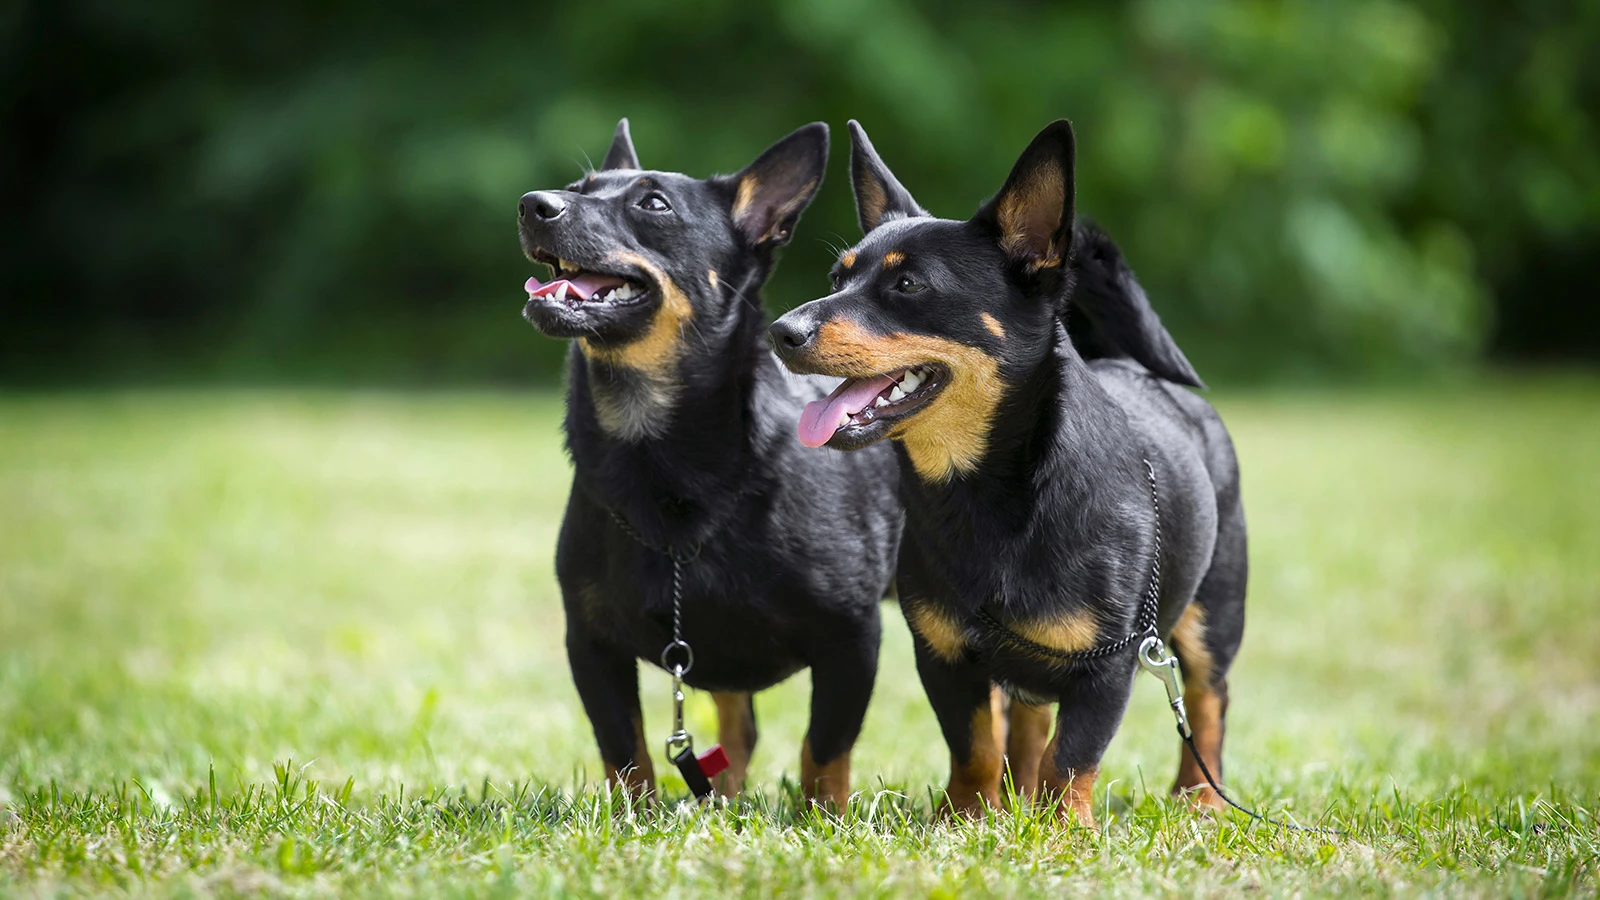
[{"x1": 2, "y1": 379, "x2": 1597, "y2": 897}]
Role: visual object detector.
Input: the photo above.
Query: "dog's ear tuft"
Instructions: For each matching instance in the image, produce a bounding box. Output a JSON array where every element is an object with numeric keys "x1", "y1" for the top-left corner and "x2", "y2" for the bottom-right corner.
[
  {"x1": 849, "y1": 120, "x2": 924, "y2": 234},
  {"x1": 726, "y1": 122, "x2": 829, "y2": 248},
  {"x1": 602, "y1": 118, "x2": 640, "y2": 171},
  {"x1": 977, "y1": 120, "x2": 1076, "y2": 272}
]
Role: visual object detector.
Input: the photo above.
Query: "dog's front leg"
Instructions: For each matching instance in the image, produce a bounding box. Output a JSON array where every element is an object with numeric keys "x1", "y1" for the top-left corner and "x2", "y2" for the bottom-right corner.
[
  {"x1": 800, "y1": 612, "x2": 881, "y2": 808},
  {"x1": 566, "y1": 624, "x2": 655, "y2": 802},
  {"x1": 910, "y1": 633, "x2": 1005, "y2": 818},
  {"x1": 1038, "y1": 659, "x2": 1138, "y2": 827}
]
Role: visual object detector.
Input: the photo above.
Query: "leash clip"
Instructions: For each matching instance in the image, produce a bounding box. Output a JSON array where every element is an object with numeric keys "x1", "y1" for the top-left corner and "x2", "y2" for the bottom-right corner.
[
  {"x1": 1137, "y1": 635, "x2": 1191, "y2": 739},
  {"x1": 664, "y1": 666, "x2": 692, "y2": 758}
]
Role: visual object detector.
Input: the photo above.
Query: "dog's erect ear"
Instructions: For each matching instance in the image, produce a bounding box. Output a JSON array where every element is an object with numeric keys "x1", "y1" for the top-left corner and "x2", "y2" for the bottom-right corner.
[
  {"x1": 976, "y1": 120, "x2": 1076, "y2": 271},
  {"x1": 849, "y1": 120, "x2": 924, "y2": 233},
  {"x1": 602, "y1": 118, "x2": 640, "y2": 171},
  {"x1": 725, "y1": 122, "x2": 829, "y2": 247}
]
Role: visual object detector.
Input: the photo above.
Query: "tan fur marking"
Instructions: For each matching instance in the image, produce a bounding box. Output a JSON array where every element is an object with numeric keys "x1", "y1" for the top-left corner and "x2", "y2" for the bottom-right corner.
[
  {"x1": 980, "y1": 313, "x2": 1006, "y2": 339},
  {"x1": 857, "y1": 177, "x2": 889, "y2": 231},
  {"x1": 903, "y1": 598, "x2": 966, "y2": 663},
  {"x1": 840, "y1": 250, "x2": 857, "y2": 269},
  {"x1": 732, "y1": 176, "x2": 816, "y2": 243},
  {"x1": 1038, "y1": 730, "x2": 1097, "y2": 827},
  {"x1": 811, "y1": 320, "x2": 1006, "y2": 482},
  {"x1": 1010, "y1": 608, "x2": 1100, "y2": 658},
  {"x1": 943, "y1": 696, "x2": 1005, "y2": 818},
  {"x1": 1170, "y1": 603, "x2": 1214, "y2": 690},
  {"x1": 1173, "y1": 689, "x2": 1226, "y2": 811},
  {"x1": 1005, "y1": 700, "x2": 1053, "y2": 799},
  {"x1": 882, "y1": 250, "x2": 905, "y2": 268},
  {"x1": 577, "y1": 252, "x2": 692, "y2": 439},
  {"x1": 707, "y1": 269, "x2": 719, "y2": 289},
  {"x1": 712, "y1": 692, "x2": 757, "y2": 797},
  {"x1": 997, "y1": 166, "x2": 1065, "y2": 270},
  {"x1": 800, "y1": 738, "x2": 851, "y2": 807},
  {"x1": 603, "y1": 711, "x2": 656, "y2": 801},
  {"x1": 731, "y1": 175, "x2": 758, "y2": 222}
]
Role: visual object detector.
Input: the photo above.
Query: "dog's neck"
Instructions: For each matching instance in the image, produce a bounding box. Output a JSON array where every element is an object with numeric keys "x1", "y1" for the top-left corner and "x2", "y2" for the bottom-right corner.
[
  {"x1": 895, "y1": 327, "x2": 1149, "y2": 607},
  {"x1": 565, "y1": 265, "x2": 771, "y2": 547}
]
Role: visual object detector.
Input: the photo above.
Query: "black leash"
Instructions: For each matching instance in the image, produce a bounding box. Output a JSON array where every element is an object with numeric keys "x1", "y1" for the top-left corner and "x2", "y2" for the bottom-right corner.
[{"x1": 977, "y1": 459, "x2": 1343, "y2": 836}]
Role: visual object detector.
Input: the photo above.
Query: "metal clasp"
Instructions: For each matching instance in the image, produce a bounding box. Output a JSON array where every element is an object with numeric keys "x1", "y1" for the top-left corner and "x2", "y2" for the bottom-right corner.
[
  {"x1": 1137, "y1": 635, "x2": 1191, "y2": 739},
  {"x1": 664, "y1": 666, "x2": 692, "y2": 758}
]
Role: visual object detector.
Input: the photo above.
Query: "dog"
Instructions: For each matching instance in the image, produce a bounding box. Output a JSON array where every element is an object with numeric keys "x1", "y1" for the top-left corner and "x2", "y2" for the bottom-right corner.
[
  {"x1": 767, "y1": 120, "x2": 1247, "y2": 825},
  {"x1": 516, "y1": 119, "x2": 901, "y2": 805}
]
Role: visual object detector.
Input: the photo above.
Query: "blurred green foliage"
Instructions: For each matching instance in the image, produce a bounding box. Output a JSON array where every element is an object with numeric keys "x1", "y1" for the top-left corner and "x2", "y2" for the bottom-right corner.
[{"x1": 3, "y1": 0, "x2": 1597, "y2": 384}]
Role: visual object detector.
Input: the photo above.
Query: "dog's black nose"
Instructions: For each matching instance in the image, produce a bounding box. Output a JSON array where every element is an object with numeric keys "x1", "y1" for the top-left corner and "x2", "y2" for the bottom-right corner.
[
  {"x1": 519, "y1": 191, "x2": 568, "y2": 222},
  {"x1": 768, "y1": 316, "x2": 816, "y2": 357}
]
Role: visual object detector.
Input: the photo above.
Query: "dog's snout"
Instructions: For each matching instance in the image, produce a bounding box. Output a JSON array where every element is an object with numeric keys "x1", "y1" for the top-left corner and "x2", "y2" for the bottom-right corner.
[
  {"x1": 519, "y1": 191, "x2": 568, "y2": 223},
  {"x1": 768, "y1": 315, "x2": 817, "y2": 358}
]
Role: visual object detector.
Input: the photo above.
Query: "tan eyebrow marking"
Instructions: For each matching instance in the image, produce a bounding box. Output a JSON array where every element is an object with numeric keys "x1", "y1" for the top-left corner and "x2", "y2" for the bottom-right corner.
[
  {"x1": 981, "y1": 313, "x2": 1005, "y2": 339},
  {"x1": 882, "y1": 251, "x2": 905, "y2": 268},
  {"x1": 840, "y1": 251, "x2": 857, "y2": 269}
]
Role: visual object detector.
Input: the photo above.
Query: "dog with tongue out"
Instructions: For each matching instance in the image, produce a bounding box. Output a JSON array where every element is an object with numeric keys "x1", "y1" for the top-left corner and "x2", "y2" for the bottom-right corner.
[{"x1": 515, "y1": 119, "x2": 901, "y2": 806}]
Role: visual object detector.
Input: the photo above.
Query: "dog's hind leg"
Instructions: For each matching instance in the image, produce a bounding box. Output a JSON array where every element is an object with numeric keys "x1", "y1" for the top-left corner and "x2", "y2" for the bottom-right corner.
[
  {"x1": 712, "y1": 691, "x2": 758, "y2": 797},
  {"x1": 1170, "y1": 496, "x2": 1247, "y2": 811},
  {"x1": 1004, "y1": 697, "x2": 1053, "y2": 801},
  {"x1": 800, "y1": 613, "x2": 881, "y2": 808}
]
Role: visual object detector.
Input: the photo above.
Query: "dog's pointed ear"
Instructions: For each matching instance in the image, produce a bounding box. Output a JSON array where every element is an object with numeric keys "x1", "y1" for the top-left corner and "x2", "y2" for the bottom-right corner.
[
  {"x1": 601, "y1": 118, "x2": 640, "y2": 171},
  {"x1": 976, "y1": 120, "x2": 1076, "y2": 272},
  {"x1": 725, "y1": 122, "x2": 829, "y2": 248},
  {"x1": 849, "y1": 120, "x2": 924, "y2": 233}
]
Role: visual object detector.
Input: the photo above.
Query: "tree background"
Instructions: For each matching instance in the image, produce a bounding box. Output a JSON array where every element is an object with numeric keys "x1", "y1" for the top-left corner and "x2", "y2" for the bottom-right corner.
[{"x1": 4, "y1": 0, "x2": 1597, "y2": 385}]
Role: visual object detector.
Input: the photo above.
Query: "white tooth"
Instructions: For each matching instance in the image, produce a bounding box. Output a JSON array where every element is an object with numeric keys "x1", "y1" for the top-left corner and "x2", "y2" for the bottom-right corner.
[
  {"x1": 554, "y1": 282, "x2": 569, "y2": 304},
  {"x1": 889, "y1": 386, "x2": 906, "y2": 402},
  {"x1": 839, "y1": 409, "x2": 852, "y2": 427},
  {"x1": 875, "y1": 396, "x2": 890, "y2": 408},
  {"x1": 900, "y1": 375, "x2": 919, "y2": 393}
]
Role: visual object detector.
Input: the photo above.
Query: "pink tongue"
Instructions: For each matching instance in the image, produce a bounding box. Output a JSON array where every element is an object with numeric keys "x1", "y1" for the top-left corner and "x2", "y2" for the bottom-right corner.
[
  {"x1": 797, "y1": 374, "x2": 897, "y2": 448},
  {"x1": 524, "y1": 272, "x2": 628, "y2": 301}
]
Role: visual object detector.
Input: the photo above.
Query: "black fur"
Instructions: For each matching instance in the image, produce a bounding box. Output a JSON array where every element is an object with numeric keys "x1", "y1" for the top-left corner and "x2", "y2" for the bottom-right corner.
[
  {"x1": 517, "y1": 120, "x2": 901, "y2": 796},
  {"x1": 769, "y1": 120, "x2": 1247, "y2": 816}
]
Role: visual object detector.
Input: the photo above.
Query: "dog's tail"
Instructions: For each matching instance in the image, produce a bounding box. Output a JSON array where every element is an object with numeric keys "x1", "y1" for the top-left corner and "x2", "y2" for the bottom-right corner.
[{"x1": 1065, "y1": 220, "x2": 1204, "y2": 389}]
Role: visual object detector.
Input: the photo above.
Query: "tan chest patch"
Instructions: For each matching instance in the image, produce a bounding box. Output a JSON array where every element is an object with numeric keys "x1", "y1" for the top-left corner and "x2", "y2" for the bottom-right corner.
[{"x1": 1007, "y1": 608, "x2": 1101, "y2": 657}]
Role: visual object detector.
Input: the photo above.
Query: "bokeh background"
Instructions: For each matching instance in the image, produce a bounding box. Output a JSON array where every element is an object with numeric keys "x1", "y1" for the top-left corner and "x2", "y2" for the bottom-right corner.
[
  {"x1": 4, "y1": 3, "x2": 1600, "y2": 893},
  {"x1": 5, "y1": 0, "x2": 1599, "y2": 386}
]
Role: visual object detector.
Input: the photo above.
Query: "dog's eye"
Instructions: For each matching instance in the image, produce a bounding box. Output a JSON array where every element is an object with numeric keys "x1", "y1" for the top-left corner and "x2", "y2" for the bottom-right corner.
[
  {"x1": 894, "y1": 274, "x2": 925, "y2": 294},
  {"x1": 829, "y1": 273, "x2": 842, "y2": 293},
  {"x1": 638, "y1": 194, "x2": 671, "y2": 213}
]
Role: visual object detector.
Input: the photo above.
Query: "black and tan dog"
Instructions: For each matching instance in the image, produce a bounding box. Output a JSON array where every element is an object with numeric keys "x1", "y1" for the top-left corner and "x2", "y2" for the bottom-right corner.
[
  {"x1": 768, "y1": 120, "x2": 1247, "y2": 825},
  {"x1": 517, "y1": 120, "x2": 901, "y2": 804}
]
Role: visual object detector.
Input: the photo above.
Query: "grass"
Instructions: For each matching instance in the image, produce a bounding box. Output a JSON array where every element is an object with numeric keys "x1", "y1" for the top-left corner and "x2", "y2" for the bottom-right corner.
[{"x1": 1, "y1": 376, "x2": 1597, "y2": 897}]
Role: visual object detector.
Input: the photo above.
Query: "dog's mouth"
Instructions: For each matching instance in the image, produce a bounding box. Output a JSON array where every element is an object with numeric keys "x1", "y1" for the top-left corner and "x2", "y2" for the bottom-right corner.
[
  {"x1": 524, "y1": 250, "x2": 652, "y2": 310},
  {"x1": 798, "y1": 363, "x2": 948, "y2": 449}
]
